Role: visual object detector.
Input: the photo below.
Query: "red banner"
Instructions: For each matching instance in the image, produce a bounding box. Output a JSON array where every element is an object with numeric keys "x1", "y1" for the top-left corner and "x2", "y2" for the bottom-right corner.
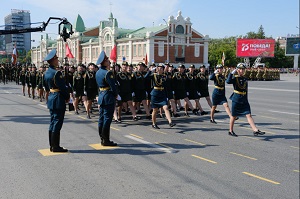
[{"x1": 236, "y1": 39, "x2": 275, "y2": 57}]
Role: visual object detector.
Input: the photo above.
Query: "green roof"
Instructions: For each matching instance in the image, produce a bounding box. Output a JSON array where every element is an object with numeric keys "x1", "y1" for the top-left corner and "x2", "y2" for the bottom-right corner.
[
  {"x1": 74, "y1": 14, "x2": 85, "y2": 32},
  {"x1": 119, "y1": 25, "x2": 167, "y2": 39}
]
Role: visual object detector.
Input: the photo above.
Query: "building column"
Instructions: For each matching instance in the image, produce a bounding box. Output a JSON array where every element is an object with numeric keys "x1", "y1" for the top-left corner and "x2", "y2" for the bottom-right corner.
[{"x1": 203, "y1": 41, "x2": 208, "y2": 65}]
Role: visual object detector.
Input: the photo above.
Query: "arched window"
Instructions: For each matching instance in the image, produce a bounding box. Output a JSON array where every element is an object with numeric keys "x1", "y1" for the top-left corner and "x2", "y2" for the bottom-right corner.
[
  {"x1": 175, "y1": 25, "x2": 184, "y2": 34},
  {"x1": 105, "y1": 34, "x2": 111, "y2": 41}
]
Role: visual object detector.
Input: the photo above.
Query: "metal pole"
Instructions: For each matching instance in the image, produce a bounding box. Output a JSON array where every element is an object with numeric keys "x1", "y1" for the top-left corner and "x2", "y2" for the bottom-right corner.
[{"x1": 163, "y1": 19, "x2": 169, "y2": 63}]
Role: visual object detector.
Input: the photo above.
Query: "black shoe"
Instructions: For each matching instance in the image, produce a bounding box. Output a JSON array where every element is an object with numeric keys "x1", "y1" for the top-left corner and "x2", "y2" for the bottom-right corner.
[
  {"x1": 169, "y1": 123, "x2": 176, "y2": 127},
  {"x1": 173, "y1": 113, "x2": 180, "y2": 117},
  {"x1": 152, "y1": 124, "x2": 160, "y2": 129},
  {"x1": 114, "y1": 119, "x2": 122, "y2": 123},
  {"x1": 201, "y1": 111, "x2": 208, "y2": 115},
  {"x1": 228, "y1": 131, "x2": 238, "y2": 137},
  {"x1": 192, "y1": 109, "x2": 199, "y2": 115},
  {"x1": 75, "y1": 111, "x2": 79, "y2": 115},
  {"x1": 214, "y1": 110, "x2": 220, "y2": 113},
  {"x1": 253, "y1": 130, "x2": 265, "y2": 136},
  {"x1": 52, "y1": 146, "x2": 68, "y2": 152},
  {"x1": 87, "y1": 115, "x2": 91, "y2": 119},
  {"x1": 159, "y1": 114, "x2": 165, "y2": 118},
  {"x1": 133, "y1": 116, "x2": 141, "y2": 121},
  {"x1": 210, "y1": 119, "x2": 217, "y2": 124},
  {"x1": 180, "y1": 107, "x2": 184, "y2": 111},
  {"x1": 101, "y1": 141, "x2": 117, "y2": 146},
  {"x1": 184, "y1": 112, "x2": 190, "y2": 117},
  {"x1": 40, "y1": 99, "x2": 42, "y2": 102},
  {"x1": 235, "y1": 117, "x2": 239, "y2": 121},
  {"x1": 146, "y1": 115, "x2": 152, "y2": 120}
]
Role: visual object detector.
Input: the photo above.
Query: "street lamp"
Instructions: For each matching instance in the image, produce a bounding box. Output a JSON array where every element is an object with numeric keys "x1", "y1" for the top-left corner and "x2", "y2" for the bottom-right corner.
[{"x1": 163, "y1": 19, "x2": 169, "y2": 63}]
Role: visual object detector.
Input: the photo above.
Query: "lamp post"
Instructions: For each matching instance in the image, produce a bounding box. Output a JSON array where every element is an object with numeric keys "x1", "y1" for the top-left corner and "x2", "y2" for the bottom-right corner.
[{"x1": 163, "y1": 19, "x2": 169, "y2": 63}]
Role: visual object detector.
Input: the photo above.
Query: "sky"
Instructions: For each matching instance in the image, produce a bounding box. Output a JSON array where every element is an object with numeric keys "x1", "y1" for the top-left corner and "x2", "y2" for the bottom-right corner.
[{"x1": 0, "y1": 0, "x2": 299, "y2": 47}]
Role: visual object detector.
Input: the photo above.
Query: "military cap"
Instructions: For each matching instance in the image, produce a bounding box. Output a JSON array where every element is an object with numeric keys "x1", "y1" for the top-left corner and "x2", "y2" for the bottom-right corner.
[
  {"x1": 189, "y1": 64, "x2": 195, "y2": 68},
  {"x1": 44, "y1": 49, "x2": 57, "y2": 61},
  {"x1": 164, "y1": 62, "x2": 170, "y2": 66},
  {"x1": 137, "y1": 62, "x2": 146, "y2": 67},
  {"x1": 236, "y1": 63, "x2": 246, "y2": 69},
  {"x1": 178, "y1": 64, "x2": 185, "y2": 69},
  {"x1": 122, "y1": 61, "x2": 129, "y2": 66},
  {"x1": 96, "y1": 51, "x2": 106, "y2": 65},
  {"x1": 200, "y1": 65, "x2": 206, "y2": 68},
  {"x1": 157, "y1": 63, "x2": 165, "y2": 68},
  {"x1": 216, "y1": 64, "x2": 223, "y2": 69},
  {"x1": 169, "y1": 64, "x2": 174, "y2": 68}
]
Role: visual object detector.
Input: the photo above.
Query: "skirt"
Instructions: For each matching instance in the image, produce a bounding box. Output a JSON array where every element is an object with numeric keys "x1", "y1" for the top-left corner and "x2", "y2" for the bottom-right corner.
[{"x1": 231, "y1": 101, "x2": 251, "y2": 116}]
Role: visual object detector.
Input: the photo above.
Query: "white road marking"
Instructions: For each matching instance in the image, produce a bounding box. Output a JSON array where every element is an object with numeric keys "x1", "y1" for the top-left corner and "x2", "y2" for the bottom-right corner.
[
  {"x1": 124, "y1": 135, "x2": 177, "y2": 153},
  {"x1": 269, "y1": 110, "x2": 300, "y2": 116}
]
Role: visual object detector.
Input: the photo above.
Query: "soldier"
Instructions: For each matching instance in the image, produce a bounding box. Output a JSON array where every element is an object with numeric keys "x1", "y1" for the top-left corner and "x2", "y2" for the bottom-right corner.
[
  {"x1": 164, "y1": 63, "x2": 179, "y2": 117},
  {"x1": 117, "y1": 61, "x2": 140, "y2": 121},
  {"x1": 196, "y1": 65, "x2": 214, "y2": 113},
  {"x1": 226, "y1": 63, "x2": 265, "y2": 137},
  {"x1": 19, "y1": 66, "x2": 27, "y2": 96},
  {"x1": 209, "y1": 64, "x2": 235, "y2": 124},
  {"x1": 145, "y1": 63, "x2": 175, "y2": 129},
  {"x1": 36, "y1": 65, "x2": 45, "y2": 102},
  {"x1": 25, "y1": 66, "x2": 32, "y2": 97},
  {"x1": 85, "y1": 63, "x2": 98, "y2": 119},
  {"x1": 131, "y1": 62, "x2": 151, "y2": 119},
  {"x1": 44, "y1": 49, "x2": 70, "y2": 152},
  {"x1": 172, "y1": 64, "x2": 198, "y2": 116},
  {"x1": 30, "y1": 65, "x2": 38, "y2": 99},
  {"x1": 95, "y1": 51, "x2": 118, "y2": 146},
  {"x1": 73, "y1": 64, "x2": 87, "y2": 114}
]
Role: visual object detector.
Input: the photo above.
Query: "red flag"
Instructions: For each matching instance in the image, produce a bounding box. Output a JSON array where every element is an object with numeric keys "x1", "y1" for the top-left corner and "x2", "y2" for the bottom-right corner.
[
  {"x1": 221, "y1": 52, "x2": 225, "y2": 66},
  {"x1": 110, "y1": 45, "x2": 117, "y2": 62},
  {"x1": 65, "y1": 43, "x2": 74, "y2": 58},
  {"x1": 145, "y1": 53, "x2": 148, "y2": 65},
  {"x1": 11, "y1": 44, "x2": 18, "y2": 65}
]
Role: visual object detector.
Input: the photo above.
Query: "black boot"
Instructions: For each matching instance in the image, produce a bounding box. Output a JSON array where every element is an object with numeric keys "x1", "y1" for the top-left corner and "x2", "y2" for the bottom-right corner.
[
  {"x1": 51, "y1": 132, "x2": 68, "y2": 152},
  {"x1": 101, "y1": 127, "x2": 117, "y2": 146},
  {"x1": 49, "y1": 131, "x2": 53, "y2": 152},
  {"x1": 98, "y1": 126, "x2": 103, "y2": 144}
]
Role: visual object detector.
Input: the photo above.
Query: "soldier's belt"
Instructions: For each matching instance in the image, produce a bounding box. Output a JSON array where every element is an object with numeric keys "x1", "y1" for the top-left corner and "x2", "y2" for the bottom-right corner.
[
  {"x1": 154, "y1": 87, "x2": 164, "y2": 90},
  {"x1": 215, "y1": 86, "x2": 224, "y2": 90},
  {"x1": 99, "y1": 87, "x2": 110, "y2": 91},
  {"x1": 50, "y1": 88, "x2": 60, "y2": 93},
  {"x1": 234, "y1": 90, "x2": 247, "y2": 95}
]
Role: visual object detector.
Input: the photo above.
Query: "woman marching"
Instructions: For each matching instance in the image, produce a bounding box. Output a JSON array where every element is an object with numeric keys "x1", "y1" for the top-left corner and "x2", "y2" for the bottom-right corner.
[
  {"x1": 145, "y1": 63, "x2": 176, "y2": 129},
  {"x1": 226, "y1": 63, "x2": 265, "y2": 137}
]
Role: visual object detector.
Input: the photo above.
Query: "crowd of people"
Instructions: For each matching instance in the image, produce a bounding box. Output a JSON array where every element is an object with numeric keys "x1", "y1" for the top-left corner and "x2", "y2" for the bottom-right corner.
[{"x1": 1, "y1": 52, "x2": 268, "y2": 152}]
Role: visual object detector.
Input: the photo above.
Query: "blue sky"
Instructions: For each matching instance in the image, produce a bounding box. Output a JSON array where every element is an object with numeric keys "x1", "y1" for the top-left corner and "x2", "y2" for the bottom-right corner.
[{"x1": 0, "y1": 0, "x2": 299, "y2": 47}]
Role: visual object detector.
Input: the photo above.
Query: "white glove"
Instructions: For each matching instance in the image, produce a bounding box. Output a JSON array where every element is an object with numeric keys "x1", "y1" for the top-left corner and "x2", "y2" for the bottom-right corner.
[
  {"x1": 214, "y1": 69, "x2": 218, "y2": 74},
  {"x1": 172, "y1": 91, "x2": 174, "y2": 94},
  {"x1": 186, "y1": 92, "x2": 189, "y2": 95},
  {"x1": 73, "y1": 91, "x2": 76, "y2": 95},
  {"x1": 151, "y1": 67, "x2": 156, "y2": 72},
  {"x1": 84, "y1": 91, "x2": 87, "y2": 95},
  {"x1": 132, "y1": 92, "x2": 135, "y2": 97},
  {"x1": 117, "y1": 95, "x2": 121, "y2": 100},
  {"x1": 166, "y1": 98, "x2": 168, "y2": 101},
  {"x1": 197, "y1": 92, "x2": 200, "y2": 96},
  {"x1": 231, "y1": 69, "x2": 237, "y2": 74}
]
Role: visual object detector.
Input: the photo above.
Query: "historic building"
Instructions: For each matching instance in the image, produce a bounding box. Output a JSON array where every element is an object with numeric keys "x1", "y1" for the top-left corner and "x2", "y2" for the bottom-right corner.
[{"x1": 31, "y1": 11, "x2": 210, "y2": 68}]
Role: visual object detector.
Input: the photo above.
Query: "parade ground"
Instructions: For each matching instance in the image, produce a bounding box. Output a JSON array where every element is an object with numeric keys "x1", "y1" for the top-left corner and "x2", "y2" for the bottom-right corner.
[{"x1": 0, "y1": 74, "x2": 299, "y2": 199}]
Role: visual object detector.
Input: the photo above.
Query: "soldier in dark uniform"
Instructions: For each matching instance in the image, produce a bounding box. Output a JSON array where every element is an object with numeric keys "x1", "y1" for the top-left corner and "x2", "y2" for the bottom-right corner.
[
  {"x1": 145, "y1": 63, "x2": 175, "y2": 129},
  {"x1": 44, "y1": 49, "x2": 70, "y2": 152},
  {"x1": 196, "y1": 65, "x2": 214, "y2": 112},
  {"x1": 19, "y1": 66, "x2": 27, "y2": 96},
  {"x1": 85, "y1": 63, "x2": 98, "y2": 119},
  {"x1": 36, "y1": 65, "x2": 45, "y2": 102},
  {"x1": 172, "y1": 64, "x2": 198, "y2": 116},
  {"x1": 131, "y1": 62, "x2": 151, "y2": 119},
  {"x1": 25, "y1": 66, "x2": 32, "y2": 97},
  {"x1": 209, "y1": 64, "x2": 234, "y2": 124},
  {"x1": 226, "y1": 63, "x2": 265, "y2": 137},
  {"x1": 73, "y1": 64, "x2": 87, "y2": 114},
  {"x1": 30, "y1": 65, "x2": 38, "y2": 99},
  {"x1": 164, "y1": 63, "x2": 179, "y2": 117},
  {"x1": 95, "y1": 51, "x2": 118, "y2": 146}
]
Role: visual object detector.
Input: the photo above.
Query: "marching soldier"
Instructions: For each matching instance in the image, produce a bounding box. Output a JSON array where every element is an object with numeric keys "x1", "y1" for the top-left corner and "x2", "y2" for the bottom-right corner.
[
  {"x1": 44, "y1": 49, "x2": 70, "y2": 152},
  {"x1": 36, "y1": 65, "x2": 45, "y2": 102},
  {"x1": 95, "y1": 51, "x2": 118, "y2": 146},
  {"x1": 85, "y1": 63, "x2": 98, "y2": 119},
  {"x1": 164, "y1": 63, "x2": 179, "y2": 117},
  {"x1": 30, "y1": 65, "x2": 38, "y2": 99},
  {"x1": 19, "y1": 66, "x2": 27, "y2": 96},
  {"x1": 226, "y1": 63, "x2": 265, "y2": 137},
  {"x1": 25, "y1": 66, "x2": 32, "y2": 97},
  {"x1": 73, "y1": 64, "x2": 87, "y2": 114}
]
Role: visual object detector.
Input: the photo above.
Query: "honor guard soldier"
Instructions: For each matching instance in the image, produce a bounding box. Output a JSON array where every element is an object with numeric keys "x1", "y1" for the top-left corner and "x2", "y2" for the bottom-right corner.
[
  {"x1": 95, "y1": 51, "x2": 118, "y2": 146},
  {"x1": 85, "y1": 63, "x2": 98, "y2": 119},
  {"x1": 25, "y1": 66, "x2": 32, "y2": 97},
  {"x1": 30, "y1": 65, "x2": 37, "y2": 99},
  {"x1": 44, "y1": 49, "x2": 70, "y2": 152},
  {"x1": 226, "y1": 63, "x2": 265, "y2": 137},
  {"x1": 164, "y1": 63, "x2": 179, "y2": 117},
  {"x1": 209, "y1": 64, "x2": 235, "y2": 124},
  {"x1": 36, "y1": 65, "x2": 45, "y2": 102},
  {"x1": 73, "y1": 64, "x2": 87, "y2": 114},
  {"x1": 19, "y1": 66, "x2": 27, "y2": 96}
]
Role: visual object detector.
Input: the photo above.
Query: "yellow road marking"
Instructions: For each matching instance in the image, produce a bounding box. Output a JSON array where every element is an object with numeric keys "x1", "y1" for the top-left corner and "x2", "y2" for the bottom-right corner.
[
  {"x1": 242, "y1": 172, "x2": 280, "y2": 185},
  {"x1": 290, "y1": 146, "x2": 299, "y2": 149},
  {"x1": 78, "y1": 116, "x2": 86, "y2": 120},
  {"x1": 242, "y1": 136, "x2": 260, "y2": 140},
  {"x1": 110, "y1": 126, "x2": 120, "y2": 131},
  {"x1": 191, "y1": 154, "x2": 217, "y2": 164},
  {"x1": 293, "y1": 170, "x2": 299, "y2": 173},
  {"x1": 130, "y1": 134, "x2": 143, "y2": 139},
  {"x1": 38, "y1": 149, "x2": 69, "y2": 156},
  {"x1": 89, "y1": 143, "x2": 119, "y2": 150},
  {"x1": 155, "y1": 142, "x2": 173, "y2": 149},
  {"x1": 230, "y1": 152, "x2": 257, "y2": 160},
  {"x1": 184, "y1": 139, "x2": 206, "y2": 146},
  {"x1": 150, "y1": 129, "x2": 167, "y2": 135}
]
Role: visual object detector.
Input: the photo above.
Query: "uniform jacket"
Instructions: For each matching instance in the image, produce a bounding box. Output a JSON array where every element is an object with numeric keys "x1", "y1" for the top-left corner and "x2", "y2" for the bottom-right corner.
[
  {"x1": 44, "y1": 65, "x2": 70, "y2": 110},
  {"x1": 226, "y1": 73, "x2": 248, "y2": 104}
]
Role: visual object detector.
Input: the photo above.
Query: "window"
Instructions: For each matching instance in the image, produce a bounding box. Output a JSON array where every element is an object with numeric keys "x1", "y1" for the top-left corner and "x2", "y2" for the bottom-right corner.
[
  {"x1": 175, "y1": 25, "x2": 184, "y2": 34},
  {"x1": 133, "y1": 45, "x2": 136, "y2": 57}
]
